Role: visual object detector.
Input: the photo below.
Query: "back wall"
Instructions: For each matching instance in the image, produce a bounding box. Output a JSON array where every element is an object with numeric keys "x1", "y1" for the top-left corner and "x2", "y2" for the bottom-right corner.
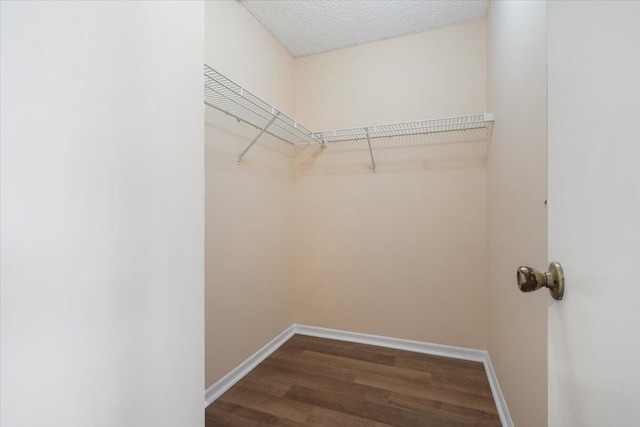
[{"x1": 293, "y1": 20, "x2": 489, "y2": 349}]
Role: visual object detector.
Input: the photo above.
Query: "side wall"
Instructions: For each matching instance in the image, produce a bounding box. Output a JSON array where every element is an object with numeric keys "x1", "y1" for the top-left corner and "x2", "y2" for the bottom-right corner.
[
  {"x1": 1, "y1": 2, "x2": 204, "y2": 426},
  {"x1": 204, "y1": 0, "x2": 296, "y2": 388},
  {"x1": 293, "y1": 21, "x2": 490, "y2": 349},
  {"x1": 486, "y1": 2, "x2": 548, "y2": 426}
]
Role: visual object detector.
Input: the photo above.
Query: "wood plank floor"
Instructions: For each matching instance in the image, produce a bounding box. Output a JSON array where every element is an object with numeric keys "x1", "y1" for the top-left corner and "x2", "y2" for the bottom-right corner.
[{"x1": 205, "y1": 334, "x2": 500, "y2": 426}]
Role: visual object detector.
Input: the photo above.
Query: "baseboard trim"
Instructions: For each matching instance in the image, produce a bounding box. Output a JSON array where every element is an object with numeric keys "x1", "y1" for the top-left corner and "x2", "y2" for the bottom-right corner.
[
  {"x1": 204, "y1": 324, "x2": 513, "y2": 426},
  {"x1": 483, "y1": 353, "x2": 514, "y2": 427},
  {"x1": 204, "y1": 325, "x2": 296, "y2": 407},
  {"x1": 293, "y1": 324, "x2": 486, "y2": 362}
]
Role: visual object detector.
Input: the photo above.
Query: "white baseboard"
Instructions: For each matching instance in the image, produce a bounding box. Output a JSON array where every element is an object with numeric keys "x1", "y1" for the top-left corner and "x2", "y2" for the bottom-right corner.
[
  {"x1": 204, "y1": 323, "x2": 513, "y2": 426},
  {"x1": 293, "y1": 324, "x2": 486, "y2": 362},
  {"x1": 204, "y1": 325, "x2": 295, "y2": 407},
  {"x1": 483, "y1": 353, "x2": 514, "y2": 427}
]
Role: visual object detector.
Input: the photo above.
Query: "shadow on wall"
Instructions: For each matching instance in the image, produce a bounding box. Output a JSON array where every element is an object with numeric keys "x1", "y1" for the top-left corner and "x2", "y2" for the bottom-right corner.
[
  {"x1": 205, "y1": 105, "x2": 303, "y2": 159},
  {"x1": 205, "y1": 105, "x2": 303, "y2": 183},
  {"x1": 296, "y1": 131, "x2": 490, "y2": 177},
  {"x1": 206, "y1": 105, "x2": 490, "y2": 178}
]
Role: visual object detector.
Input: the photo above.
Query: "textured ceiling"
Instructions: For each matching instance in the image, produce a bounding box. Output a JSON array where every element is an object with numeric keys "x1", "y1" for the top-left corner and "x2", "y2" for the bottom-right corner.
[{"x1": 241, "y1": 0, "x2": 490, "y2": 58}]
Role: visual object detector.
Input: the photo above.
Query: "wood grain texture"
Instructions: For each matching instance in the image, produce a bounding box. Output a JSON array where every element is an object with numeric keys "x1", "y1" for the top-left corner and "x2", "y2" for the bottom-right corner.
[{"x1": 205, "y1": 335, "x2": 500, "y2": 426}]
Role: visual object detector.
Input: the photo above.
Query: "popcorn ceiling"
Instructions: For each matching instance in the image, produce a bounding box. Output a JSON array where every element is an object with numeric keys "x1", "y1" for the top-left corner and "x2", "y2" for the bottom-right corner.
[{"x1": 241, "y1": 0, "x2": 490, "y2": 58}]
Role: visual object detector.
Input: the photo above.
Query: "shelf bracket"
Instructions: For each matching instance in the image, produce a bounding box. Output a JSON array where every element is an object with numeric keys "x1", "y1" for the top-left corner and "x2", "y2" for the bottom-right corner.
[
  {"x1": 365, "y1": 127, "x2": 376, "y2": 173},
  {"x1": 237, "y1": 111, "x2": 280, "y2": 165}
]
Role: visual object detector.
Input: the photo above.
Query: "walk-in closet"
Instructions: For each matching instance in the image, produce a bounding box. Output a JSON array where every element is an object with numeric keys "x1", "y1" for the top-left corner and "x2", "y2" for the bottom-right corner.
[
  {"x1": 3, "y1": 1, "x2": 638, "y2": 427},
  {"x1": 204, "y1": 1, "x2": 523, "y2": 425}
]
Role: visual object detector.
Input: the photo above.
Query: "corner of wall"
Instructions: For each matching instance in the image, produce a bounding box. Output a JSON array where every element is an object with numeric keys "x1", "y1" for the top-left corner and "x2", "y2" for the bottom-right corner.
[{"x1": 486, "y1": 1, "x2": 548, "y2": 426}]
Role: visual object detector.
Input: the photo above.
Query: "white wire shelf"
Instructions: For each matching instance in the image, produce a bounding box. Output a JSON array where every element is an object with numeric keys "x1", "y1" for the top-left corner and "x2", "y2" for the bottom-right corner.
[
  {"x1": 313, "y1": 113, "x2": 495, "y2": 143},
  {"x1": 204, "y1": 64, "x2": 319, "y2": 147},
  {"x1": 204, "y1": 64, "x2": 494, "y2": 169}
]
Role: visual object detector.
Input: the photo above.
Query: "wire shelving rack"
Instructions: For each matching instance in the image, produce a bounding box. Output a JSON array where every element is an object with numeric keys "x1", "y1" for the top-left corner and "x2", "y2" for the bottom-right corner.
[
  {"x1": 204, "y1": 64, "x2": 321, "y2": 163},
  {"x1": 313, "y1": 114, "x2": 495, "y2": 143},
  {"x1": 204, "y1": 64, "x2": 495, "y2": 170}
]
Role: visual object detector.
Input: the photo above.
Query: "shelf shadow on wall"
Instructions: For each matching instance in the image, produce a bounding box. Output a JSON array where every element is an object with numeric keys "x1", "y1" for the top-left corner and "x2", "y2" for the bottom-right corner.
[
  {"x1": 205, "y1": 105, "x2": 491, "y2": 177},
  {"x1": 296, "y1": 130, "x2": 490, "y2": 176},
  {"x1": 205, "y1": 105, "x2": 307, "y2": 161}
]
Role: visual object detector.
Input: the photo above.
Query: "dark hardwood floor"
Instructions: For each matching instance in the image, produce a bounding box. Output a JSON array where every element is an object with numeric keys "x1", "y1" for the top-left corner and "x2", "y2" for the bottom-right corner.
[{"x1": 205, "y1": 334, "x2": 500, "y2": 426}]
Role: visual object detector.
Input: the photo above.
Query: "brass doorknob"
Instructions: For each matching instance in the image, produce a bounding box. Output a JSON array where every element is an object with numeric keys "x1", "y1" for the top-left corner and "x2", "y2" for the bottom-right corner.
[{"x1": 517, "y1": 262, "x2": 564, "y2": 300}]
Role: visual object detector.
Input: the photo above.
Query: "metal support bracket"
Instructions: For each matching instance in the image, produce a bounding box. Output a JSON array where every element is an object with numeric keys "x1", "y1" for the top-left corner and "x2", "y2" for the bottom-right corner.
[
  {"x1": 237, "y1": 111, "x2": 280, "y2": 165},
  {"x1": 365, "y1": 127, "x2": 377, "y2": 173}
]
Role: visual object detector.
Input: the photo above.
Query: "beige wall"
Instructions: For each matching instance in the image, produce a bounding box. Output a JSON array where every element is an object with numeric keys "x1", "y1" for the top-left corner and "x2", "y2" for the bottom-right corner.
[
  {"x1": 1, "y1": 2, "x2": 204, "y2": 425},
  {"x1": 487, "y1": 2, "x2": 548, "y2": 426},
  {"x1": 295, "y1": 20, "x2": 487, "y2": 130},
  {"x1": 205, "y1": 0, "x2": 295, "y2": 113},
  {"x1": 204, "y1": 0, "x2": 296, "y2": 387},
  {"x1": 293, "y1": 21, "x2": 490, "y2": 349}
]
